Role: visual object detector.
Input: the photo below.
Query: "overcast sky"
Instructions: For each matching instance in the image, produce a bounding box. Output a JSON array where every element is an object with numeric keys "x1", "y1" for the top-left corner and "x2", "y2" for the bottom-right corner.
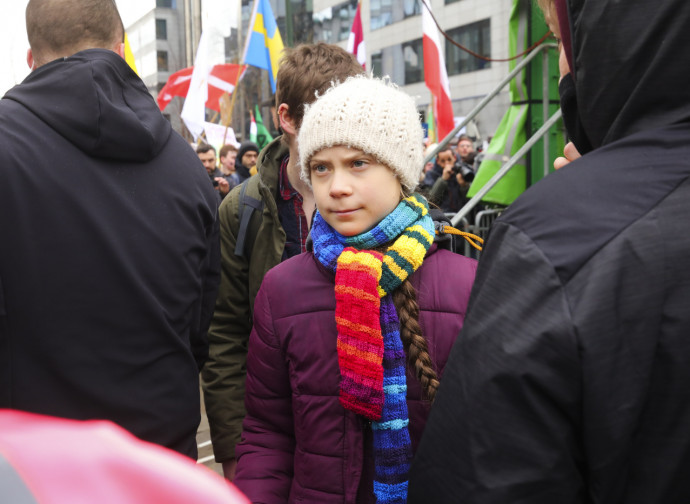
[{"x1": 0, "y1": 1, "x2": 151, "y2": 96}]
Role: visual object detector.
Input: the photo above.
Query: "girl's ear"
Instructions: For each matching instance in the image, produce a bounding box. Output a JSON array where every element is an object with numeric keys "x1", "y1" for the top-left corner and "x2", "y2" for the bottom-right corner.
[{"x1": 277, "y1": 103, "x2": 298, "y2": 136}]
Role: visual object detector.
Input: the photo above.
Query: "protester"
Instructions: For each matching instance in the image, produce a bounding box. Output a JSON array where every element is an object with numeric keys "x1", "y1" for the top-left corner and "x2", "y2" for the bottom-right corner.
[
  {"x1": 235, "y1": 141, "x2": 259, "y2": 181},
  {"x1": 0, "y1": 0, "x2": 220, "y2": 459},
  {"x1": 409, "y1": 0, "x2": 690, "y2": 501},
  {"x1": 426, "y1": 146, "x2": 467, "y2": 213},
  {"x1": 233, "y1": 75, "x2": 477, "y2": 503},
  {"x1": 0, "y1": 410, "x2": 249, "y2": 504},
  {"x1": 198, "y1": 143, "x2": 230, "y2": 198},
  {"x1": 219, "y1": 143, "x2": 240, "y2": 189},
  {"x1": 455, "y1": 134, "x2": 475, "y2": 165},
  {"x1": 201, "y1": 42, "x2": 364, "y2": 481}
]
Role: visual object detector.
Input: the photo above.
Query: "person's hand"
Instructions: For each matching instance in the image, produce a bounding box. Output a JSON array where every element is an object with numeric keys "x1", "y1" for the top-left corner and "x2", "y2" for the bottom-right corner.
[
  {"x1": 441, "y1": 163, "x2": 454, "y2": 181},
  {"x1": 457, "y1": 172, "x2": 470, "y2": 187},
  {"x1": 222, "y1": 458, "x2": 238, "y2": 481},
  {"x1": 215, "y1": 177, "x2": 230, "y2": 195},
  {"x1": 554, "y1": 141, "x2": 581, "y2": 170}
]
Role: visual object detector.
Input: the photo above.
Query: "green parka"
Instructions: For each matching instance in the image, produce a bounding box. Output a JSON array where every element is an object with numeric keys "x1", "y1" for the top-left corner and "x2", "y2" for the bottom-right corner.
[{"x1": 201, "y1": 137, "x2": 288, "y2": 461}]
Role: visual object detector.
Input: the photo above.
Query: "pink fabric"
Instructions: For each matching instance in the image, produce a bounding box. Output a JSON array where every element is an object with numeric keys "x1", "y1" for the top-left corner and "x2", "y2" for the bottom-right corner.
[{"x1": 0, "y1": 410, "x2": 249, "y2": 504}]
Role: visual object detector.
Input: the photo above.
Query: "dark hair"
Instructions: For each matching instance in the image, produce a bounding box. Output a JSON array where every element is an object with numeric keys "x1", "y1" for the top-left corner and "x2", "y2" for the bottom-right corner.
[
  {"x1": 26, "y1": 0, "x2": 124, "y2": 67},
  {"x1": 437, "y1": 146, "x2": 455, "y2": 159},
  {"x1": 275, "y1": 42, "x2": 364, "y2": 132},
  {"x1": 196, "y1": 143, "x2": 216, "y2": 155}
]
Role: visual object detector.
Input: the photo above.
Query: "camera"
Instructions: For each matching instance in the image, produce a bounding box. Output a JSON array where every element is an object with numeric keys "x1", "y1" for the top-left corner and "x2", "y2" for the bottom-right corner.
[
  {"x1": 212, "y1": 179, "x2": 219, "y2": 187},
  {"x1": 452, "y1": 162, "x2": 475, "y2": 182}
]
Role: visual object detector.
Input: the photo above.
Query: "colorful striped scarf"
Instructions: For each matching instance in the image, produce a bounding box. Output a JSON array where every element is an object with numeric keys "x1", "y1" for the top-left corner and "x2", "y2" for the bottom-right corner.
[{"x1": 311, "y1": 194, "x2": 434, "y2": 504}]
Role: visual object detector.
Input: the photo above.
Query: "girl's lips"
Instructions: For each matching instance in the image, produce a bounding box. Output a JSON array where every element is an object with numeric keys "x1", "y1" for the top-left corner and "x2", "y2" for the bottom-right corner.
[{"x1": 333, "y1": 208, "x2": 359, "y2": 215}]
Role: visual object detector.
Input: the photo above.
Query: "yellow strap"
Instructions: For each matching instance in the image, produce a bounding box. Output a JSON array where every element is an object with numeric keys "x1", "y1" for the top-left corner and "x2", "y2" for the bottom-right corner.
[{"x1": 435, "y1": 225, "x2": 484, "y2": 251}]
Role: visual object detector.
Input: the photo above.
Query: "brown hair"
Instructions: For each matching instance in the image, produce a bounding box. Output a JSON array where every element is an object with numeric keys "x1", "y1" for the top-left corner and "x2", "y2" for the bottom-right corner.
[
  {"x1": 275, "y1": 42, "x2": 364, "y2": 132},
  {"x1": 219, "y1": 144, "x2": 238, "y2": 159},
  {"x1": 26, "y1": 0, "x2": 124, "y2": 67},
  {"x1": 393, "y1": 280, "x2": 440, "y2": 402},
  {"x1": 535, "y1": 0, "x2": 558, "y2": 33}
]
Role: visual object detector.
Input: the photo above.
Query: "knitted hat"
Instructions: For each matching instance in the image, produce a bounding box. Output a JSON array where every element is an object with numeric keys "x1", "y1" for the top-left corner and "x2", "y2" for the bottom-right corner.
[
  {"x1": 237, "y1": 141, "x2": 259, "y2": 163},
  {"x1": 298, "y1": 75, "x2": 424, "y2": 192}
]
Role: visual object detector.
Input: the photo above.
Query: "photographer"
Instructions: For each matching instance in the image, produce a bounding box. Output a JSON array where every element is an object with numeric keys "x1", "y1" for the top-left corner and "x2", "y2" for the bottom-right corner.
[{"x1": 426, "y1": 146, "x2": 472, "y2": 213}]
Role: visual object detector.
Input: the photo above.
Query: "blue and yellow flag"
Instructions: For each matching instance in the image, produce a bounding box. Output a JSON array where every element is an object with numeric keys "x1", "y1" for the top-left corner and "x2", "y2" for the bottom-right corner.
[
  {"x1": 243, "y1": 0, "x2": 284, "y2": 92},
  {"x1": 124, "y1": 33, "x2": 138, "y2": 75}
]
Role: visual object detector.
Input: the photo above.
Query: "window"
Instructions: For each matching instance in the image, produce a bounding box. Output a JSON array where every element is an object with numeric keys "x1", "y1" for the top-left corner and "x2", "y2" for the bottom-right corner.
[
  {"x1": 155, "y1": 19, "x2": 167, "y2": 40},
  {"x1": 157, "y1": 50, "x2": 169, "y2": 71},
  {"x1": 445, "y1": 0, "x2": 461, "y2": 4},
  {"x1": 313, "y1": 0, "x2": 358, "y2": 44},
  {"x1": 156, "y1": 0, "x2": 174, "y2": 7},
  {"x1": 370, "y1": 38, "x2": 424, "y2": 86},
  {"x1": 370, "y1": 0, "x2": 421, "y2": 31},
  {"x1": 446, "y1": 19, "x2": 491, "y2": 75},
  {"x1": 371, "y1": 52, "x2": 383, "y2": 78},
  {"x1": 402, "y1": 38, "x2": 424, "y2": 84}
]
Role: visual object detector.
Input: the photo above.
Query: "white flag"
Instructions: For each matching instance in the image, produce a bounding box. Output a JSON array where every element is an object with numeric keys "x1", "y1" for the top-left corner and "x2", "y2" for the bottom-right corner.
[{"x1": 181, "y1": 30, "x2": 211, "y2": 141}]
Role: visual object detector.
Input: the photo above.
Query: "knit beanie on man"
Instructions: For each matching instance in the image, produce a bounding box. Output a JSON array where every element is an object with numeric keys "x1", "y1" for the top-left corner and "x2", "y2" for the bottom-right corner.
[{"x1": 298, "y1": 75, "x2": 424, "y2": 192}]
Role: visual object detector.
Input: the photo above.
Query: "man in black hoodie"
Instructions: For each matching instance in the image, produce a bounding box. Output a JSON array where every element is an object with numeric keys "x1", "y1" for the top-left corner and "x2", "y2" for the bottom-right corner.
[
  {"x1": 0, "y1": 0, "x2": 220, "y2": 459},
  {"x1": 410, "y1": 0, "x2": 690, "y2": 502}
]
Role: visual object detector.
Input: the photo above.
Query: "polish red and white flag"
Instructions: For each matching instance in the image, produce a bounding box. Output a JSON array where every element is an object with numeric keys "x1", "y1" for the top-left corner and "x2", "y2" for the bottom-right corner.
[
  {"x1": 422, "y1": 0, "x2": 454, "y2": 140},
  {"x1": 347, "y1": 2, "x2": 366, "y2": 68}
]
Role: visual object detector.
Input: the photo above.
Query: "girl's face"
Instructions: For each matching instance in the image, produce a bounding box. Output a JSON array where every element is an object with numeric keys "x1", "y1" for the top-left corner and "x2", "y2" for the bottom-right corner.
[{"x1": 310, "y1": 145, "x2": 402, "y2": 237}]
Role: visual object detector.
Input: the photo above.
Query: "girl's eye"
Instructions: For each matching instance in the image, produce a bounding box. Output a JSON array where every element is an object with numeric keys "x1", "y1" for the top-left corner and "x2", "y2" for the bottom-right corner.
[
  {"x1": 311, "y1": 164, "x2": 328, "y2": 174},
  {"x1": 352, "y1": 160, "x2": 367, "y2": 168}
]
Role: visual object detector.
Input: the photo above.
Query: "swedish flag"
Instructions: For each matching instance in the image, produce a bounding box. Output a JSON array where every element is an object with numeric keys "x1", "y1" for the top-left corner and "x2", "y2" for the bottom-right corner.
[{"x1": 243, "y1": 0, "x2": 284, "y2": 93}]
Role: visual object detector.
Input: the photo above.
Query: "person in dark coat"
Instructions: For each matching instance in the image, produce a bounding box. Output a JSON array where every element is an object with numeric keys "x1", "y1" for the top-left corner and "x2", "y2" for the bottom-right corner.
[
  {"x1": 233, "y1": 76, "x2": 477, "y2": 503},
  {"x1": 235, "y1": 142, "x2": 259, "y2": 181},
  {"x1": 0, "y1": 0, "x2": 220, "y2": 459},
  {"x1": 409, "y1": 0, "x2": 690, "y2": 502}
]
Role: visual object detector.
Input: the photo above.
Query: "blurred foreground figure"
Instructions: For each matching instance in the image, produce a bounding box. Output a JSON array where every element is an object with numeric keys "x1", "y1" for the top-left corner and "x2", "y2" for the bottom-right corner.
[
  {"x1": 410, "y1": 0, "x2": 690, "y2": 502},
  {"x1": 0, "y1": 410, "x2": 249, "y2": 504},
  {"x1": 0, "y1": 0, "x2": 220, "y2": 458}
]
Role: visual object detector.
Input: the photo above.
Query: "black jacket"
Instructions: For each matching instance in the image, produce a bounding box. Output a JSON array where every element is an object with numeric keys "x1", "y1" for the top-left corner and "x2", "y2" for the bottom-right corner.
[
  {"x1": 0, "y1": 50, "x2": 220, "y2": 458},
  {"x1": 409, "y1": 0, "x2": 690, "y2": 502}
]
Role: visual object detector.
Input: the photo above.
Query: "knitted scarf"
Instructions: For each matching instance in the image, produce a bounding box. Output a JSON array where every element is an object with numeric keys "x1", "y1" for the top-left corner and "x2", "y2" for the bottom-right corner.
[{"x1": 311, "y1": 194, "x2": 434, "y2": 504}]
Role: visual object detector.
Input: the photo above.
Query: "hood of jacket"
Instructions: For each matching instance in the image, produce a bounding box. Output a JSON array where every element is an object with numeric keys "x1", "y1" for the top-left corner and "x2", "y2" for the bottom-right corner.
[
  {"x1": 3, "y1": 49, "x2": 171, "y2": 162},
  {"x1": 561, "y1": 0, "x2": 690, "y2": 148}
]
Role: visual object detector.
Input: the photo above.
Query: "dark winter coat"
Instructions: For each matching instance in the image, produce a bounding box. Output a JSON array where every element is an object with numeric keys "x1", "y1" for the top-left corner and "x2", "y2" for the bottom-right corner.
[
  {"x1": 233, "y1": 247, "x2": 477, "y2": 503},
  {"x1": 0, "y1": 49, "x2": 220, "y2": 458},
  {"x1": 409, "y1": 0, "x2": 690, "y2": 502}
]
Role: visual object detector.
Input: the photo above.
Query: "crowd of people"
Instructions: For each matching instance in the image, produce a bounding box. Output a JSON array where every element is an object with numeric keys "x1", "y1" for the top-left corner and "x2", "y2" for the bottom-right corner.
[{"x1": 1, "y1": 0, "x2": 689, "y2": 502}]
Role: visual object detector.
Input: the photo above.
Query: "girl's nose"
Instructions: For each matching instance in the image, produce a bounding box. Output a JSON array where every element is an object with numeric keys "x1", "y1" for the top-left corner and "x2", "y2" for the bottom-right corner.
[{"x1": 328, "y1": 168, "x2": 353, "y2": 197}]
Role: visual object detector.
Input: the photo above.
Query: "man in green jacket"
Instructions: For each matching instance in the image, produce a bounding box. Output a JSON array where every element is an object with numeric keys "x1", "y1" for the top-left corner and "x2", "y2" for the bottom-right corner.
[{"x1": 201, "y1": 43, "x2": 364, "y2": 480}]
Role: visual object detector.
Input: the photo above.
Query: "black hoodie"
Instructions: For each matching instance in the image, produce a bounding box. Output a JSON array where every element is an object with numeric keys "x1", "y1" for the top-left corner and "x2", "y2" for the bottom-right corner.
[
  {"x1": 0, "y1": 50, "x2": 220, "y2": 458},
  {"x1": 410, "y1": 0, "x2": 690, "y2": 502}
]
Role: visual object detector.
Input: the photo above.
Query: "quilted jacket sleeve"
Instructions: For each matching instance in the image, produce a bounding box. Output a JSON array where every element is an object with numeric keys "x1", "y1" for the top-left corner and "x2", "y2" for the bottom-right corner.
[
  {"x1": 409, "y1": 221, "x2": 585, "y2": 503},
  {"x1": 233, "y1": 277, "x2": 295, "y2": 503}
]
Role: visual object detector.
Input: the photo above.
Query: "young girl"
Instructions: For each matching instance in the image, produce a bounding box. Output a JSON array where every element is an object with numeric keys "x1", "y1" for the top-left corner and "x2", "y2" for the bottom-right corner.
[{"x1": 233, "y1": 76, "x2": 477, "y2": 504}]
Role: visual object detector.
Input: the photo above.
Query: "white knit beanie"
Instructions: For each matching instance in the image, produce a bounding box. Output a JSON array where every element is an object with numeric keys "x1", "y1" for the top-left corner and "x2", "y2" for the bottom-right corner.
[{"x1": 298, "y1": 75, "x2": 424, "y2": 192}]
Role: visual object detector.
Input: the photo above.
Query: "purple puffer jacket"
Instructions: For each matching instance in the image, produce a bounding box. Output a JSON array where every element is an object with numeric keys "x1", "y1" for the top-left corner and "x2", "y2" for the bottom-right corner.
[{"x1": 234, "y1": 246, "x2": 476, "y2": 503}]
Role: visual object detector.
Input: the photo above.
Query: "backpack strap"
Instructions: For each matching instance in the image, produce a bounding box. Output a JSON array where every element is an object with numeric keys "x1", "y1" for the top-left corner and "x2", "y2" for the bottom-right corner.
[{"x1": 234, "y1": 178, "x2": 264, "y2": 258}]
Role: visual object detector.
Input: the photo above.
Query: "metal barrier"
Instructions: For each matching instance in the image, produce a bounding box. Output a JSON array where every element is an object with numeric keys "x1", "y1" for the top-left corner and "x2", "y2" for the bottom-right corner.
[
  {"x1": 423, "y1": 42, "x2": 558, "y2": 167},
  {"x1": 425, "y1": 42, "x2": 561, "y2": 249}
]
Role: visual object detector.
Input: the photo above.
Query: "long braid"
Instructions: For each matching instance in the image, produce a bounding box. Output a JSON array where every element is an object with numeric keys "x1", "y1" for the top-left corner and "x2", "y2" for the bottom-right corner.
[{"x1": 393, "y1": 278, "x2": 440, "y2": 402}]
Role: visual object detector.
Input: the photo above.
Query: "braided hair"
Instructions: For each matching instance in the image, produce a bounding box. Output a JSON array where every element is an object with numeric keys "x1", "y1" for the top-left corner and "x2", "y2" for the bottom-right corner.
[{"x1": 392, "y1": 279, "x2": 440, "y2": 402}]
